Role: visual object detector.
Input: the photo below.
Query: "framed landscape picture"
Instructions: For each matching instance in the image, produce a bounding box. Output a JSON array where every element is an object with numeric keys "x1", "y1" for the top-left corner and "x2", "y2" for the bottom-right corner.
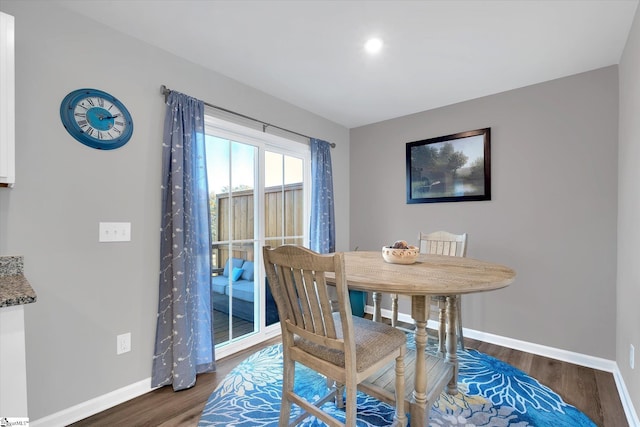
[{"x1": 406, "y1": 128, "x2": 491, "y2": 204}]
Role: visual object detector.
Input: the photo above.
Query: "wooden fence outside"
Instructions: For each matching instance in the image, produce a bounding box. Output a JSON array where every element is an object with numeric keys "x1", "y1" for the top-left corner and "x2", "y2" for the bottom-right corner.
[{"x1": 213, "y1": 183, "x2": 303, "y2": 267}]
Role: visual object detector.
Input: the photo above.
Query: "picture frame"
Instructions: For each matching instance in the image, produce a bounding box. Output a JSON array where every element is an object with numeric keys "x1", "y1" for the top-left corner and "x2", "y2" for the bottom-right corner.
[{"x1": 406, "y1": 128, "x2": 491, "y2": 204}]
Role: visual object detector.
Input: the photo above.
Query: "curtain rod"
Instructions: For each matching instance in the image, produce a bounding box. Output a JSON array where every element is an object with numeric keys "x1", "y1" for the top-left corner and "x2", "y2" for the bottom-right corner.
[{"x1": 160, "y1": 85, "x2": 335, "y2": 148}]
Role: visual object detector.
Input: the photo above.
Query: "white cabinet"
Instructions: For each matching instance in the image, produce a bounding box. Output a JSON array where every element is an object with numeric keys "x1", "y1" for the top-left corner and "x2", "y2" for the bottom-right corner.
[
  {"x1": 0, "y1": 305, "x2": 29, "y2": 417},
  {"x1": 0, "y1": 11, "x2": 15, "y2": 187}
]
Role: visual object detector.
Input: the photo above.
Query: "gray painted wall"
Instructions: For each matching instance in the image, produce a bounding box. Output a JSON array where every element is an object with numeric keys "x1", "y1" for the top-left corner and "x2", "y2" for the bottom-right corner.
[
  {"x1": 350, "y1": 67, "x2": 619, "y2": 359},
  {"x1": 0, "y1": 1, "x2": 349, "y2": 420},
  {"x1": 618, "y1": 3, "x2": 640, "y2": 417}
]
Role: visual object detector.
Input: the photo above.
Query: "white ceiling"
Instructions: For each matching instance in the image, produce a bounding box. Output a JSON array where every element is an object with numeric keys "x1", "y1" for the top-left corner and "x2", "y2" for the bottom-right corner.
[{"x1": 56, "y1": 0, "x2": 638, "y2": 128}]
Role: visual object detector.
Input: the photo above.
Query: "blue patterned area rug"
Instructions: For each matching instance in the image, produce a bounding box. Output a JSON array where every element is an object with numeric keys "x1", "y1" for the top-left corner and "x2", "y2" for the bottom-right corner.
[{"x1": 198, "y1": 338, "x2": 596, "y2": 426}]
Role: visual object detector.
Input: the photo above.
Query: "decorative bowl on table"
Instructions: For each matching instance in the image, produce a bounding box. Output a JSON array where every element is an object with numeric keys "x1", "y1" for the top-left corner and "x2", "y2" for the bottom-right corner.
[{"x1": 382, "y1": 242, "x2": 420, "y2": 265}]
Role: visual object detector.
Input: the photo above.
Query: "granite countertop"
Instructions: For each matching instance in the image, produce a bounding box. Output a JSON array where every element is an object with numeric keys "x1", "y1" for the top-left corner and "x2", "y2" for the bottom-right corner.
[{"x1": 0, "y1": 256, "x2": 37, "y2": 308}]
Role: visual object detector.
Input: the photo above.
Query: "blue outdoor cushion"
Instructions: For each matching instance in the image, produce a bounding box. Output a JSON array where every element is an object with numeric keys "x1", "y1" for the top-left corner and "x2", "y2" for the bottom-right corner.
[
  {"x1": 223, "y1": 258, "x2": 244, "y2": 277},
  {"x1": 232, "y1": 267, "x2": 244, "y2": 281},
  {"x1": 226, "y1": 281, "x2": 255, "y2": 302},
  {"x1": 210, "y1": 275, "x2": 228, "y2": 295},
  {"x1": 241, "y1": 261, "x2": 255, "y2": 281}
]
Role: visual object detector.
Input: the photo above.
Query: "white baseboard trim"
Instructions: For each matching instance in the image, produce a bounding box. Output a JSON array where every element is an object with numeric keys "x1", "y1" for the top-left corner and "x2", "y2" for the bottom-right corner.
[
  {"x1": 30, "y1": 377, "x2": 154, "y2": 427},
  {"x1": 366, "y1": 305, "x2": 639, "y2": 426},
  {"x1": 462, "y1": 327, "x2": 618, "y2": 372},
  {"x1": 613, "y1": 367, "x2": 640, "y2": 427}
]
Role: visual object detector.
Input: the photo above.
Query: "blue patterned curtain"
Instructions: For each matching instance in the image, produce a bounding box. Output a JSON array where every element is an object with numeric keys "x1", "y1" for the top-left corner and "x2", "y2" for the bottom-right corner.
[
  {"x1": 152, "y1": 91, "x2": 215, "y2": 390},
  {"x1": 309, "y1": 138, "x2": 335, "y2": 254}
]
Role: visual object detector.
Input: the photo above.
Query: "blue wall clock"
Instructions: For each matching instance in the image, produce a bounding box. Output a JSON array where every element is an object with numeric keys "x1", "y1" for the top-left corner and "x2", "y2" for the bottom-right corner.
[{"x1": 60, "y1": 88, "x2": 133, "y2": 150}]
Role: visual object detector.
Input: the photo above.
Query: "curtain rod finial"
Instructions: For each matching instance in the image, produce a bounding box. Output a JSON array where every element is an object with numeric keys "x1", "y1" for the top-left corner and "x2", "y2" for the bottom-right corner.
[{"x1": 161, "y1": 85, "x2": 170, "y2": 102}]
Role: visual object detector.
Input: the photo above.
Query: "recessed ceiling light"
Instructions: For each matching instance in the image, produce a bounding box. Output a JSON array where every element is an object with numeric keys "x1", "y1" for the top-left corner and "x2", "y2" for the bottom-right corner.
[{"x1": 364, "y1": 38, "x2": 383, "y2": 54}]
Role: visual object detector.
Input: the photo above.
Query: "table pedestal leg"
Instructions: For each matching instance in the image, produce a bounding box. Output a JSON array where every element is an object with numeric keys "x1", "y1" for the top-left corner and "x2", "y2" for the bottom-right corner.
[
  {"x1": 410, "y1": 295, "x2": 429, "y2": 426},
  {"x1": 446, "y1": 295, "x2": 459, "y2": 394}
]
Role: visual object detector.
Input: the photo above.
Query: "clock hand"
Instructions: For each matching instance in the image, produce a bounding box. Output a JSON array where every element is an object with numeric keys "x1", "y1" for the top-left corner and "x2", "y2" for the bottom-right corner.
[{"x1": 99, "y1": 114, "x2": 121, "y2": 120}]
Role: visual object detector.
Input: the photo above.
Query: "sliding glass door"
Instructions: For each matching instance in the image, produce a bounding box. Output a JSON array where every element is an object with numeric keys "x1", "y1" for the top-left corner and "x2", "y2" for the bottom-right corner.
[
  {"x1": 264, "y1": 151, "x2": 305, "y2": 327},
  {"x1": 205, "y1": 116, "x2": 310, "y2": 357},
  {"x1": 207, "y1": 136, "x2": 258, "y2": 350}
]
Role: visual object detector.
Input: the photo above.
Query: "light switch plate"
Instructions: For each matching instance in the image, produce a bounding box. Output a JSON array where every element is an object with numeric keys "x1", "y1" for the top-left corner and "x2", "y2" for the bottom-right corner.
[{"x1": 99, "y1": 222, "x2": 131, "y2": 242}]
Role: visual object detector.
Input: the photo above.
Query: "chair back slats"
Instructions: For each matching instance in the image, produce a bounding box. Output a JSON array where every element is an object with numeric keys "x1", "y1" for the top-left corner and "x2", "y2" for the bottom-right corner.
[
  {"x1": 428, "y1": 240, "x2": 456, "y2": 256},
  {"x1": 276, "y1": 264, "x2": 305, "y2": 327},
  {"x1": 419, "y1": 230, "x2": 468, "y2": 257},
  {"x1": 307, "y1": 270, "x2": 338, "y2": 338},
  {"x1": 295, "y1": 270, "x2": 324, "y2": 335},
  {"x1": 300, "y1": 269, "x2": 321, "y2": 333},
  {"x1": 316, "y1": 271, "x2": 336, "y2": 332},
  {"x1": 263, "y1": 245, "x2": 344, "y2": 347}
]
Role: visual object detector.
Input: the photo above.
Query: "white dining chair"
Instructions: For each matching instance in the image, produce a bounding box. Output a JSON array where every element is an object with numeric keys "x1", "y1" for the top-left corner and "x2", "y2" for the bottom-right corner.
[{"x1": 390, "y1": 231, "x2": 468, "y2": 354}]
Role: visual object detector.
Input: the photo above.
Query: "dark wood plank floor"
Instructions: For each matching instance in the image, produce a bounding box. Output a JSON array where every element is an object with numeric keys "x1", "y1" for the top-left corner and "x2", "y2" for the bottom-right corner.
[{"x1": 70, "y1": 326, "x2": 628, "y2": 427}]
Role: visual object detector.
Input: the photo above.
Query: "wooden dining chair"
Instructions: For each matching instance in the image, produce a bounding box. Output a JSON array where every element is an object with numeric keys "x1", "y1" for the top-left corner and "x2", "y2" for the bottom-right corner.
[
  {"x1": 263, "y1": 245, "x2": 407, "y2": 427},
  {"x1": 391, "y1": 231, "x2": 468, "y2": 354}
]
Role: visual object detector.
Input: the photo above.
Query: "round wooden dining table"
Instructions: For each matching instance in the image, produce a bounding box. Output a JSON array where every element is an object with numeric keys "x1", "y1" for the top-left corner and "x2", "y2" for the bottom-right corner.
[{"x1": 334, "y1": 250, "x2": 516, "y2": 427}]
